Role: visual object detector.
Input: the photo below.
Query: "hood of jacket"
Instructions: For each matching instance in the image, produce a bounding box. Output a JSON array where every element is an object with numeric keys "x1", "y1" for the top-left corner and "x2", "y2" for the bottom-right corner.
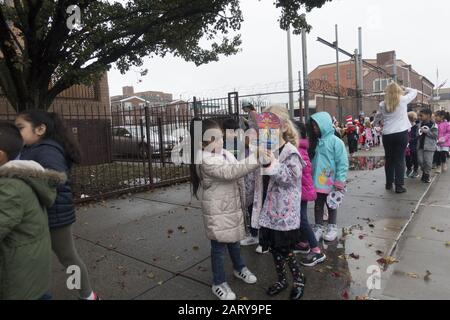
[
  {"x1": 0, "y1": 160, "x2": 66, "y2": 208},
  {"x1": 311, "y1": 112, "x2": 335, "y2": 139}
]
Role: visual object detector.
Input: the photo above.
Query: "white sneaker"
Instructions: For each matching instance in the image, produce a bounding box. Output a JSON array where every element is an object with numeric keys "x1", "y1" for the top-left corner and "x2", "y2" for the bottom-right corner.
[
  {"x1": 324, "y1": 224, "x2": 338, "y2": 242},
  {"x1": 212, "y1": 283, "x2": 236, "y2": 300},
  {"x1": 313, "y1": 225, "x2": 324, "y2": 242},
  {"x1": 255, "y1": 245, "x2": 269, "y2": 254},
  {"x1": 435, "y1": 166, "x2": 442, "y2": 174},
  {"x1": 240, "y1": 236, "x2": 258, "y2": 246},
  {"x1": 233, "y1": 267, "x2": 257, "y2": 284},
  {"x1": 443, "y1": 163, "x2": 448, "y2": 172}
]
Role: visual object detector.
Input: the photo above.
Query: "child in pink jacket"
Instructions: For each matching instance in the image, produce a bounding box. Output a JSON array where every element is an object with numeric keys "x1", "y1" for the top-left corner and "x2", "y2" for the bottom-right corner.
[
  {"x1": 435, "y1": 110, "x2": 450, "y2": 172},
  {"x1": 294, "y1": 122, "x2": 326, "y2": 267}
]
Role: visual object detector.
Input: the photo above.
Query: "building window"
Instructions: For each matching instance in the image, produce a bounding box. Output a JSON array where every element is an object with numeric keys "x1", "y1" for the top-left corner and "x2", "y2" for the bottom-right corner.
[
  {"x1": 373, "y1": 79, "x2": 389, "y2": 92},
  {"x1": 321, "y1": 74, "x2": 328, "y2": 81},
  {"x1": 347, "y1": 70, "x2": 353, "y2": 80}
]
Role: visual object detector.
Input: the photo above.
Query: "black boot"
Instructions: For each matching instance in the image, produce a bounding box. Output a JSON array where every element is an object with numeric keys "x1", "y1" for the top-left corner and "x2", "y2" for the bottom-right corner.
[
  {"x1": 385, "y1": 183, "x2": 393, "y2": 190},
  {"x1": 423, "y1": 174, "x2": 431, "y2": 183},
  {"x1": 395, "y1": 185, "x2": 407, "y2": 194},
  {"x1": 290, "y1": 275, "x2": 306, "y2": 300}
]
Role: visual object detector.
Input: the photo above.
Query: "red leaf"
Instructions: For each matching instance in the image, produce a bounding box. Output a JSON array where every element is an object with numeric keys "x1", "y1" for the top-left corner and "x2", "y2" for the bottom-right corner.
[
  {"x1": 331, "y1": 272, "x2": 341, "y2": 278},
  {"x1": 342, "y1": 290, "x2": 349, "y2": 300}
]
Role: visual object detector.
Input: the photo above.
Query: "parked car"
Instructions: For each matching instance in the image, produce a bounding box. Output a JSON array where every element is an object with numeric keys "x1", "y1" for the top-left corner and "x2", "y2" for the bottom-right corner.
[{"x1": 112, "y1": 125, "x2": 177, "y2": 159}]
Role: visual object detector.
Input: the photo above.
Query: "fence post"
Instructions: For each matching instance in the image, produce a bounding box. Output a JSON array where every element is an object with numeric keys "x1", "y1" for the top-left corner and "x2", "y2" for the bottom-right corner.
[
  {"x1": 193, "y1": 96, "x2": 199, "y2": 118},
  {"x1": 157, "y1": 117, "x2": 166, "y2": 167},
  {"x1": 144, "y1": 106, "x2": 154, "y2": 186}
]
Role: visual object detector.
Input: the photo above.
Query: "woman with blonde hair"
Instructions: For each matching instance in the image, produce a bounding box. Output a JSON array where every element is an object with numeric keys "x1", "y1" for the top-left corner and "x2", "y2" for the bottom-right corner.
[{"x1": 373, "y1": 82, "x2": 418, "y2": 193}]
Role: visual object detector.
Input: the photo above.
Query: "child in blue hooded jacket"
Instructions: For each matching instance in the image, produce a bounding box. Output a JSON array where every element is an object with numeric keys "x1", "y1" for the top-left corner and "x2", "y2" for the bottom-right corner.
[{"x1": 308, "y1": 112, "x2": 349, "y2": 242}]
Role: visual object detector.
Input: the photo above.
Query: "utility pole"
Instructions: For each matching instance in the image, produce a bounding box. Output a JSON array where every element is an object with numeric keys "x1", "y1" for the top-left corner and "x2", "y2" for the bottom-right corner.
[
  {"x1": 287, "y1": 27, "x2": 294, "y2": 118},
  {"x1": 335, "y1": 24, "x2": 342, "y2": 123},
  {"x1": 393, "y1": 51, "x2": 398, "y2": 82},
  {"x1": 301, "y1": 26, "x2": 310, "y2": 122},
  {"x1": 358, "y1": 27, "x2": 364, "y2": 114},
  {"x1": 298, "y1": 71, "x2": 303, "y2": 121},
  {"x1": 355, "y1": 49, "x2": 362, "y2": 116}
]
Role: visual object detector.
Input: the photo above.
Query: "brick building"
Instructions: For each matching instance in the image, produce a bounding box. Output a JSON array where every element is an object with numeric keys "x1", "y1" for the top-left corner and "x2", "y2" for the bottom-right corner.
[
  {"x1": 111, "y1": 86, "x2": 173, "y2": 108},
  {"x1": 433, "y1": 87, "x2": 450, "y2": 112},
  {"x1": 308, "y1": 51, "x2": 435, "y2": 119}
]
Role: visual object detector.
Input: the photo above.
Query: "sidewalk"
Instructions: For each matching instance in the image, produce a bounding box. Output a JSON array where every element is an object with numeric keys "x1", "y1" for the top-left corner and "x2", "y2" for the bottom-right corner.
[
  {"x1": 372, "y1": 172, "x2": 450, "y2": 300},
  {"x1": 50, "y1": 147, "x2": 446, "y2": 300}
]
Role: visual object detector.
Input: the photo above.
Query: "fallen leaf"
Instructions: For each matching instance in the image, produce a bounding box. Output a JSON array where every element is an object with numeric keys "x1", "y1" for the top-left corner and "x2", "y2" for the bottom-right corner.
[
  {"x1": 174, "y1": 256, "x2": 180, "y2": 260},
  {"x1": 377, "y1": 256, "x2": 398, "y2": 266},
  {"x1": 445, "y1": 242, "x2": 450, "y2": 247},
  {"x1": 157, "y1": 281, "x2": 163, "y2": 285},
  {"x1": 240, "y1": 296, "x2": 249, "y2": 300},
  {"x1": 326, "y1": 266, "x2": 333, "y2": 270},
  {"x1": 406, "y1": 272, "x2": 418, "y2": 279},
  {"x1": 349, "y1": 253, "x2": 360, "y2": 260},
  {"x1": 315, "y1": 268, "x2": 325, "y2": 273},
  {"x1": 341, "y1": 291, "x2": 349, "y2": 300},
  {"x1": 436, "y1": 229, "x2": 444, "y2": 233},
  {"x1": 375, "y1": 250, "x2": 384, "y2": 256},
  {"x1": 416, "y1": 236, "x2": 423, "y2": 240},
  {"x1": 147, "y1": 272, "x2": 155, "y2": 279},
  {"x1": 424, "y1": 270, "x2": 432, "y2": 282},
  {"x1": 431, "y1": 226, "x2": 436, "y2": 230},
  {"x1": 356, "y1": 296, "x2": 370, "y2": 300},
  {"x1": 117, "y1": 266, "x2": 124, "y2": 270},
  {"x1": 368, "y1": 223, "x2": 375, "y2": 228},
  {"x1": 136, "y1": 237, "x2": 146, "y2": 241},
  {"x1": 167, "y1": 229, "x2": 174, "y2": 234},
  {"x1": 338, "y1": 255, "x2": 346, "y2": 260},
  {"x1": 358, "y1": 235, "x2": 365, "y2": 240},
  {"x1": 197, "y1": 266, "x2": 208, "y2": 272},
  {"x1": 331, "y1": 272, "x2": 341, "y2": 278},
  {"x1": 192, "y1": 246, "x2": 199, "y2": 251}
]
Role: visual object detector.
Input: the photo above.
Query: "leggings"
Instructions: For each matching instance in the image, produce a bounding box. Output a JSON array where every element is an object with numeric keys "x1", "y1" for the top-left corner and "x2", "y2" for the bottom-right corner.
[
  {"x1": 50, "y1": 225, "x2": 93, "y2": 298},
  {"x1": 436, "y1": 151, "x2": 448, "y2": 166},
  {"x1": 315, "y1": 193, "x2": 337, "y2": 226},
  {"x1": 272, "y1": 247, "x2": 303, "y2": 285},
  {"x1": 382, "y1": 131, "x2": 408, "y2": 187}
]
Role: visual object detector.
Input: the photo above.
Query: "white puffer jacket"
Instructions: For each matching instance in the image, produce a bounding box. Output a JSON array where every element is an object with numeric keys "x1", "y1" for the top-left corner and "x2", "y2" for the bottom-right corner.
[{"x1": 197, "y1": 150, "x2": 260, "y2": 243}]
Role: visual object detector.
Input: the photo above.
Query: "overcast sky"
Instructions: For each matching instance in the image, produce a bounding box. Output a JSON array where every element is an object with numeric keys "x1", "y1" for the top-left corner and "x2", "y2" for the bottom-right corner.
[{"x1": 107, "y1": 0, "x2": 450, "y2": 100}]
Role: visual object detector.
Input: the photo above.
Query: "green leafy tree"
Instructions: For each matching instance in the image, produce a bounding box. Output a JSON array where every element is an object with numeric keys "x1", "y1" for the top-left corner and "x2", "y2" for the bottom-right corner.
[{"x1": 0, "y1": 0, "x2": 330, "y2": 111}]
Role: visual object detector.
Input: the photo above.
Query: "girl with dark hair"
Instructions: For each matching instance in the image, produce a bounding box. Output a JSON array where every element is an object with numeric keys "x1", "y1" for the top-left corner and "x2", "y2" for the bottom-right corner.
[
  {"x1": 15, "y1": 110, "x2": 98, "y2": 300},
  {"x1": 189, "y1": 117, "x2": 264, "y2": 300}
]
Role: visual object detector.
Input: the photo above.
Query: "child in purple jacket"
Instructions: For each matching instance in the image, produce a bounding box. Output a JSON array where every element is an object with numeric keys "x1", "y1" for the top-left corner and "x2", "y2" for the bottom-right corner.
[
  {"x1": 435, "y1": 110, "x2": 450, "y2": 173},
  {"x1": 294, "y1": 122, "x2": 326, "y2": 267}
]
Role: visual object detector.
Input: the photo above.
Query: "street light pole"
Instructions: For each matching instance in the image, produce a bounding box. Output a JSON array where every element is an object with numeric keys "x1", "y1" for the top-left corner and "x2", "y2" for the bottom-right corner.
[
  {"x1": 287, "y1": 27, "x2": 294, "y2": 118},
  {"x1": 335, "y1": 24, "x2": 342, "y2": 123},
  {"x1": 301, "y1": 26, "x2": 310, "y2": 122}
]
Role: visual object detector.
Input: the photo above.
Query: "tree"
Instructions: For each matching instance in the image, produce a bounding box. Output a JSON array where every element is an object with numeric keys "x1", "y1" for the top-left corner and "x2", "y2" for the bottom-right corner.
[{"x1": 0, "y1": 0, "x2": 330, "y2": 112}]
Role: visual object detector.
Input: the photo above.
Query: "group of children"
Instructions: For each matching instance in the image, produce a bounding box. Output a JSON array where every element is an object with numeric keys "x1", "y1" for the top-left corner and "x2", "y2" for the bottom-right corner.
[
  {"x1": 0, "y1": 111, "x2": 98, "y2": 300},
  {"x1": 190, "y1": 106, "x2": 349, "y2": 300},
  {"x1": 343, "y1": 115, "x2": 381, "y2": 156},
  {"x1": 405, "y1": 109, "x2": 450, "y2": 182}
]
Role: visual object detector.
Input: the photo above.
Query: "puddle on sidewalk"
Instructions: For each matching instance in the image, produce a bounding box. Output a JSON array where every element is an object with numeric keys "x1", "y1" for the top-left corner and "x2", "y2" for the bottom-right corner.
[
  {"x1": 327, "y1": 217, "x2": 407, "y2": 299},
  {"x1": 349, "y1": 156, "x2": 385, "y2": 171}
]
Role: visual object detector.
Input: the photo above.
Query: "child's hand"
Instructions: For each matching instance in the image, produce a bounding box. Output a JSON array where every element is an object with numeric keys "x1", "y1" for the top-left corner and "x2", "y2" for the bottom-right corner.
[{"x1": 439, "y1": 137, "x2": 446, "y2": 144}]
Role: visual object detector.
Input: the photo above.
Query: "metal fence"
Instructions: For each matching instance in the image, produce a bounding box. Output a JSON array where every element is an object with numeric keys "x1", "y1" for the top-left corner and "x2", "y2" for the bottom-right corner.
[{"x1": 0, "y1": 83, "x2": 388, "y2": 203}]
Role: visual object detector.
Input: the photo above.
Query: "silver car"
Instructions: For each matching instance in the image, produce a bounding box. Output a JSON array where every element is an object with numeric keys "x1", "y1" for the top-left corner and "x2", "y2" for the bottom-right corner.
[{"x1": 112, "y1": 125, "x2": 176, "y2": 159}]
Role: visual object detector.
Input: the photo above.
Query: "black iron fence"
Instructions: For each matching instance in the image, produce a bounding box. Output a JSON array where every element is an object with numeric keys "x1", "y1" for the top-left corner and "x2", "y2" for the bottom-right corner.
[{"x1": 0, "y1": 84, "x2": 389, "y2": 203}]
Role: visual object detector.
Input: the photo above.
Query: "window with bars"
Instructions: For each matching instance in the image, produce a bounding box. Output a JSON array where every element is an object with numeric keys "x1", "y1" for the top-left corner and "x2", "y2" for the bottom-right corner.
[{"x1": 373, "y1": 79, "x2": 389, "y2": 92}]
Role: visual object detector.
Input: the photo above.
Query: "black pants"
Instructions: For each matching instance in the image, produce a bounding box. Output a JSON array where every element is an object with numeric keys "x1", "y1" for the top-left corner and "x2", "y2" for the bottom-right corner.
[
  {"x1": 314, "y1": 193, "x2": 337, "y2": 226},
  {"x1": 348, "y1": 138, "x2": 358, "y2": 154},
  {"x1": 436, "y1": 151, "x2": 448, "y2": 166},
  {"x1": 406, "y1": 150, "x2": 418, "y2": 172},
  {"x1": 382, "y1": 130, "x2": 408, "y2": 187}
]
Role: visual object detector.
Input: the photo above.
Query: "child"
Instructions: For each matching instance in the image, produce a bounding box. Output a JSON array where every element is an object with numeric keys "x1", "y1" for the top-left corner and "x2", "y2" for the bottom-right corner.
[
  {"x1": 308, "y1": 112, "x2": 349, "y2": 243},
  {"x1": 250, "y1": 106, "x2": 306, "y2": 300},
  {"x1": 344, "y1": 116, "x2": 358, "y2": 156},
  {"x1": 434, "y1": 110, "x2": 450, "y2": 173},
  {"x1": 0, "y1": 122, "x2": 64, "y2": 299},
  {"x1": 15, "y1": 110, "x2": 98, "y2": 300},
  {"x1": 294, "y1": 122, "x2": 326, "y2": 267},
  {"x1": 406, "y1": 112, "x2": 419, "y2": 178},
  {"x1": 417, "y1": 108, "x2": 438, "y2": 183},
  {"x1": 190, "y1": 118, "x2": 263, "y2": 300},
  {"x1": 356, "y1": 120, "x2": 365, "y2": 150},
  {"x1": 364, "y1": 118, "x2": 374, "y2": 151}
]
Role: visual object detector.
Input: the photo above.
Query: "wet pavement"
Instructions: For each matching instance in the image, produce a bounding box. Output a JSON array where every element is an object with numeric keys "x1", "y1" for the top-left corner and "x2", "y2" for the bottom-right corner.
[{"x1": 50, "y1": 146, "x2": 445, "y2": 300}]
